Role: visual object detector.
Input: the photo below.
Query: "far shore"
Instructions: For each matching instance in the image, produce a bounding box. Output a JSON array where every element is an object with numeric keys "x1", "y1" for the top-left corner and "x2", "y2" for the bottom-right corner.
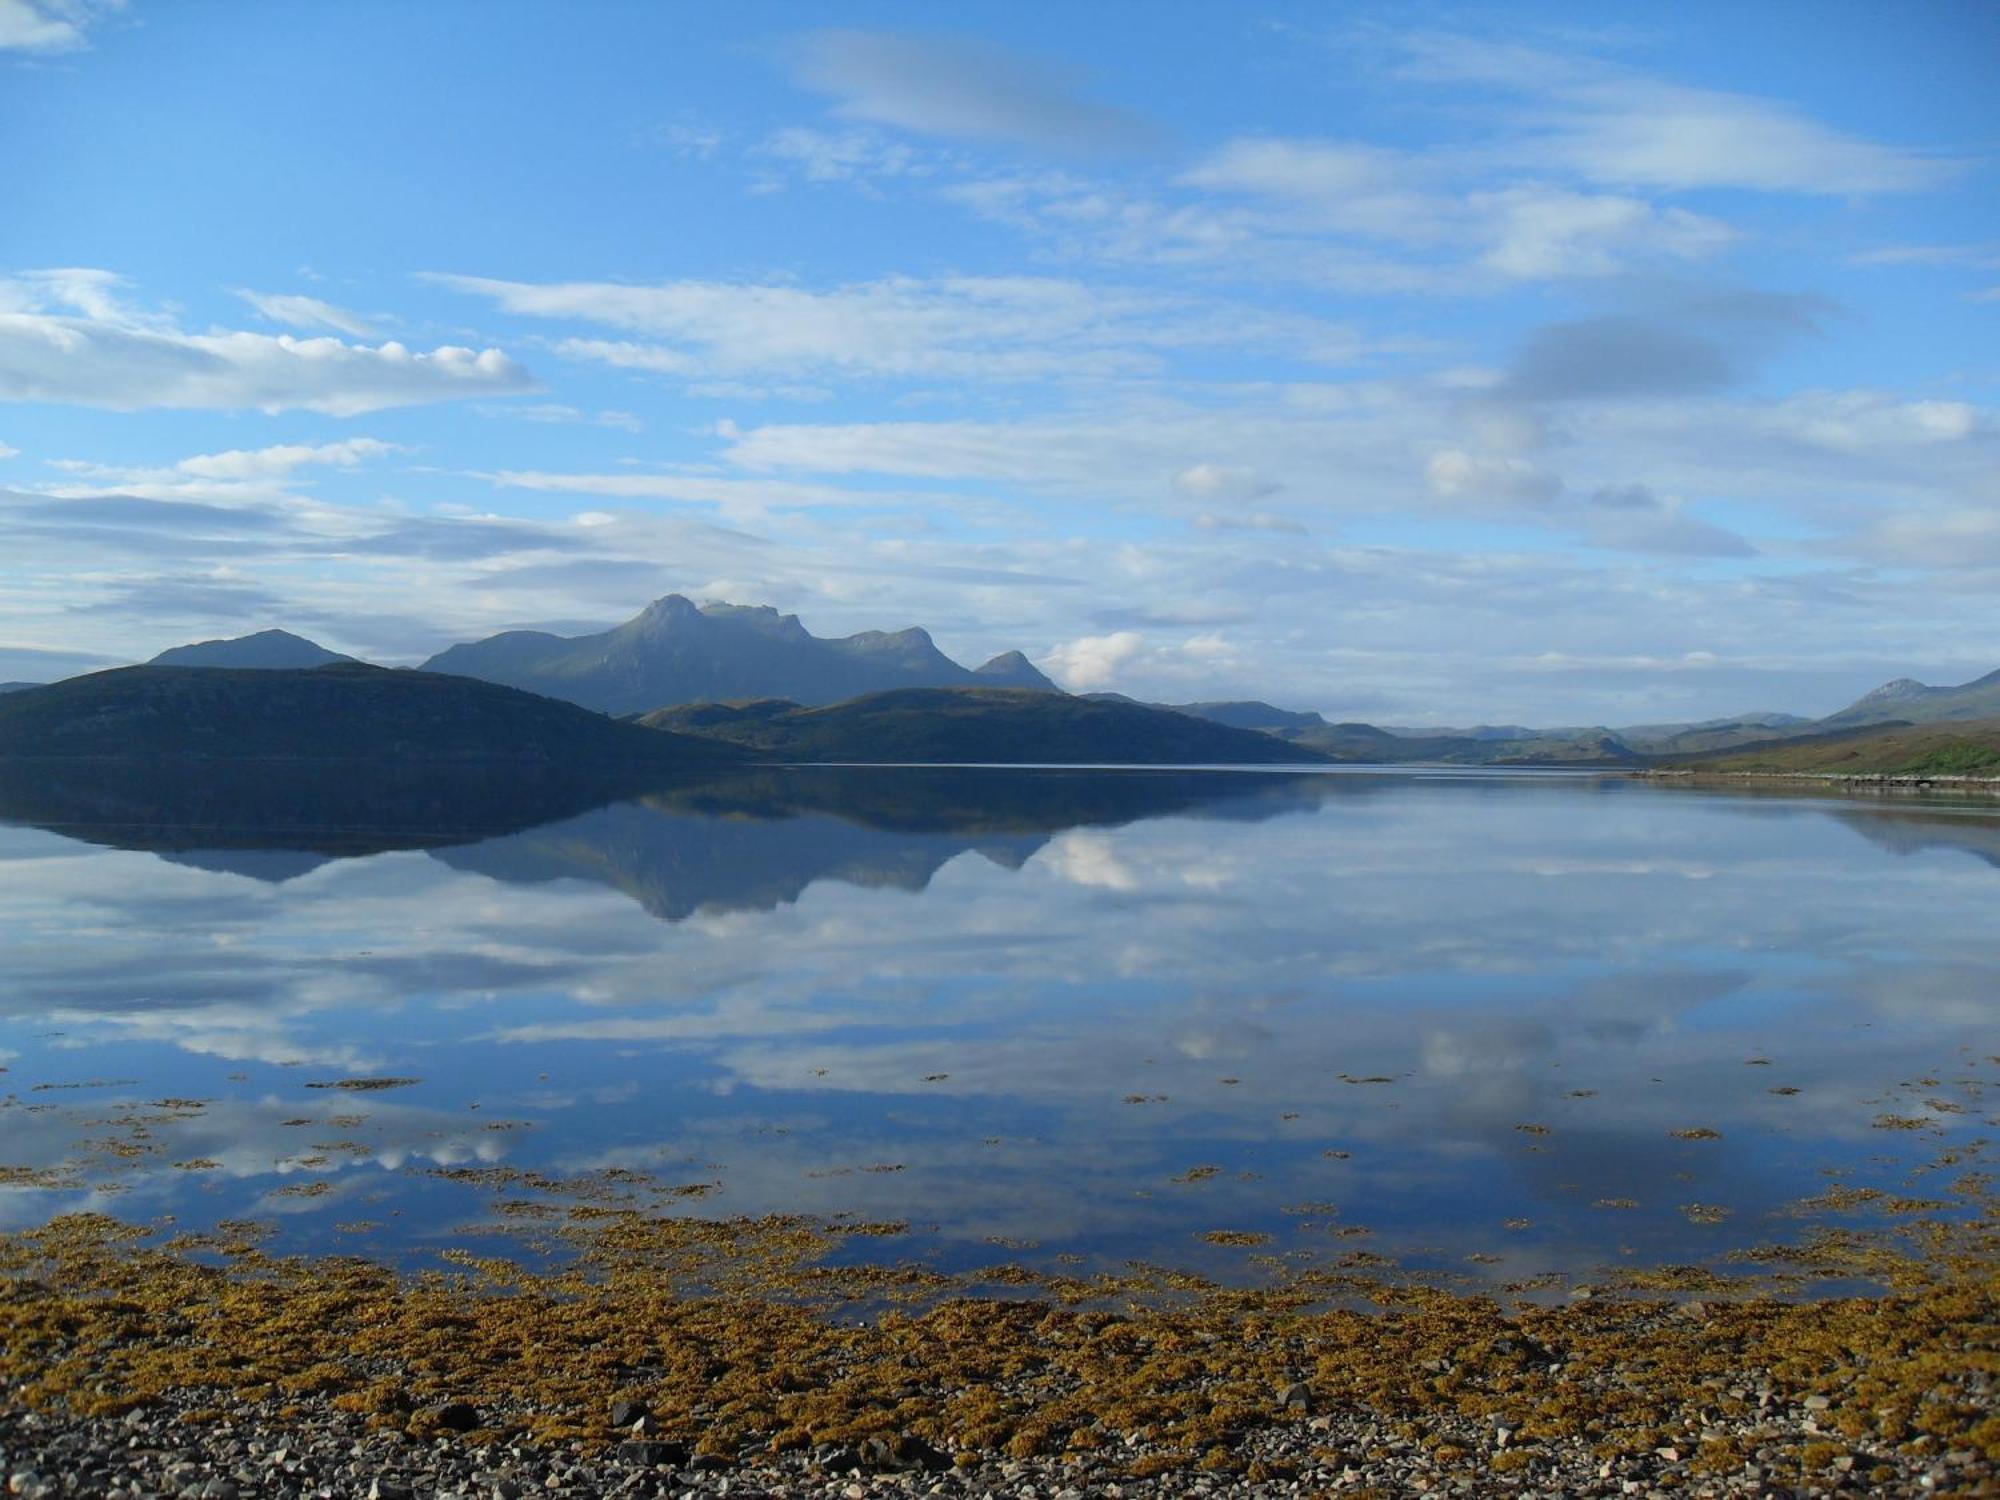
[{"x1": 1635, "y1": 768, "x2": 2000, "y2": 789}]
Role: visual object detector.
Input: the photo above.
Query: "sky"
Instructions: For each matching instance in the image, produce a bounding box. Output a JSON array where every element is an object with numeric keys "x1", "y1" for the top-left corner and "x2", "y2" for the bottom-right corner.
[{"x1": 2, "y1": 0, "x2": 1996, "y2": 724}]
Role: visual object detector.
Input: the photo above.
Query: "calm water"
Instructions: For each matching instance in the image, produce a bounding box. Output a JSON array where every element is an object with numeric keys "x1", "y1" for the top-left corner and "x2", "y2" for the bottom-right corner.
[{"x1": 0, "y1": 765, "x2": 1992, "y2": 1291}]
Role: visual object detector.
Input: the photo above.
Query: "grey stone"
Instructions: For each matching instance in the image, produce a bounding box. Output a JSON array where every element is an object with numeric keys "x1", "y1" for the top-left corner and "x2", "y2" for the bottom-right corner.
[{"x1": 618, "y1": 1441, "x2": 688, "y2": 1468}]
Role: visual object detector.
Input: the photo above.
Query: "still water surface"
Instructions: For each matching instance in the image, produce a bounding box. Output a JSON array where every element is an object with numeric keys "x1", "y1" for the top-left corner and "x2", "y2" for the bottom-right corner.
[{"x1": 0, "y1": 766, "x2": 1991, "y2": 1290}]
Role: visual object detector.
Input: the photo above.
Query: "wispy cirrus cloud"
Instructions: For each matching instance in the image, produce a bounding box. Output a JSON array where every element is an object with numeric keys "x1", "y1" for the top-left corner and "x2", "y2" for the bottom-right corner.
[
  {"x1": 232, "y1": 289, "x2": 380, "y2": 338},
  {"x1": 1387, "y1": 30, "x2": 1963, "y2": 195},
  {"x1": 428, "y1": 271, "x2": 1377, "y2": 385}
]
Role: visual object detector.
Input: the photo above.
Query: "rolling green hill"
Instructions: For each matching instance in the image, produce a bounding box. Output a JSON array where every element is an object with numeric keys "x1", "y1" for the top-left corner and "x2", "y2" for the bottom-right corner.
[
  {"x1": 0, "y1": 663, "x2": 747, "y2": 765},
  {"x1": 1662, "y1": 718, "x2": 2000, "y2": 777},
  {"x1": 641, "y1": 687, "x2": 1328, "y2": 765}
]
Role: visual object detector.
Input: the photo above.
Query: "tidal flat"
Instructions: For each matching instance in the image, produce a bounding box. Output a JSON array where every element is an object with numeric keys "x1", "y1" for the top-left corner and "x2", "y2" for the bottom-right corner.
[{"x1": 1, "y1": 767, "x2": 1996, "y2": 1494}]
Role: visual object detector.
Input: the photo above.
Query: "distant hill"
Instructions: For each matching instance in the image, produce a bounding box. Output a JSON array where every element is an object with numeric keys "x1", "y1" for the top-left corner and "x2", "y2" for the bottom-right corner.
[
  {"x1": 1122, "y1": 697, "x2": 1798, "y2": 764},
  {"x1": 1819, "y1": 669, "x2": 2000, "y2": 730},
  {"x1": 150, "y1": 629, "x2": 359, "y2": 670},
  {"x1": 1661, "y1": 717, "x2": 2000, "y2": 777},
  {"x1": 642, "y1": 686, "x2": 1328, "y2": 765},
  {"x1": 421, "y1": 595, "x2": 1059, "y2": 714},
  {"x1": 0, "y1": 663, "x2": 748, "y2": 764},
  {"x1": 1173, "y1": 700, "x2": 1329, "y2": 733},
  {"x1": 0, "y1": 683, "x2": 39, "y2": 695}
]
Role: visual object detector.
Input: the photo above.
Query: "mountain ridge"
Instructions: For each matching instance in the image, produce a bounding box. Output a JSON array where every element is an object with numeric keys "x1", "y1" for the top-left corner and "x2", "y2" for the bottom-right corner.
[
  {"x1": 420, "y1": 595, "x2": 1059, "y2": 714},
  {"x1": 640, "y1": 686, "x2": 1328, "y2": 765}
]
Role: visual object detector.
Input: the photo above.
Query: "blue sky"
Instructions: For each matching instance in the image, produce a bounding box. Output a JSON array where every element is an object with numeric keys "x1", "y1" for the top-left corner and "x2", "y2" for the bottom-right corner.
[{"x1": 2, "y1": 0, "x2": 1996, "y2": 722}]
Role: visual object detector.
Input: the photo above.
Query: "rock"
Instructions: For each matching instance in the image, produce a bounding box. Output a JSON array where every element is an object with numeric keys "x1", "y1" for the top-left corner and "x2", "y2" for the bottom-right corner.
[
  {"x1": 617, "y1": 1440, "x2": 688, "y2": 1468},
  {"x1": 895, "y1": 1435, "x2": 952, "y2": 1472},
  {"x1": 434, "y1": 1403, "x2": 482, "y2": 1433},
  {"x1": 1802, "y1": 1394, "x2": 1831, "y2": 1412},
  {"x1": 368, "y1": 1482, "x2": 414, "y2": 1500},
  {"x1": 609, "y1": 1400, "x2": 650, "y2": 1429},
  {"x1": 1275, "y1": 1382, "x2": 1311, "y2": 1410}
]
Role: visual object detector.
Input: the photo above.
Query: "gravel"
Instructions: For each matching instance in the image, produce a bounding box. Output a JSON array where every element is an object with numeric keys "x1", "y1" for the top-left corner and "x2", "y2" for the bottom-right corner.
[{"x1": 5, "y1": 1381, "x2": 1988, "y2": 1499}]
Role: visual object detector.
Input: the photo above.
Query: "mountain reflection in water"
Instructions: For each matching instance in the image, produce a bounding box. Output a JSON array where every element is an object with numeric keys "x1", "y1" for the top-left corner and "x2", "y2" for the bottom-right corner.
[{"x1": 0, "y1": 762, "x2": 1992, "y2": 1290}]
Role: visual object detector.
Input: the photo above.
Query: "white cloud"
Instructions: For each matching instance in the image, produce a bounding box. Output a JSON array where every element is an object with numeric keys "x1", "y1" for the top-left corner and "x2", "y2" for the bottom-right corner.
[
  {"x1": 172, "y1": 438, "x2": 401, "y2": 481},
  {"x1": 233, "y1": 289, "x2": 379, "y2": 338},
  {"x1": 484, "y1": 467, "x2": 950, "y2": 516},
  {"x1": 1757, "y1": 391, "x2": 1984, "y2": 451},
  {"x1": 0, "y1": 270, "x2": 535, "y2": 415},
  {"x1": 0, "y1": 0, "x2": 119, "y2": 53},
  {"x1": 789, "y1": 30, "x2": 1156, "y2": 153},
  {"x1": 645, "y1": 119, "x2": 726, "y2": 159},
  {"x1": 0, "y1": 440, "x2": 17, "y2": 459},
  {"x1": 1471, "y1": 186, "x2": 1733, "y2": 278},
  {"x1": 434, "y1": 271, "x2": 1367, "y2": 384},
  {"x1": 757, "y1": 127, "x2": 926, "y2": 187},
  {"x1": 1393, "y1": 31, "x2": 1960, "y2": 195},
  {"x1": 485, "y1": 402, "x2": 644, "y2": 433},
  {"x1": 1425, "y1": 449, "x2": 1563, "y2": 506},
  {"x1": 1180, "y1": 140, "x2": 1734, "y2": 283},
  {"x1": 1173, "y1": 464, "x2": 1278, "y2": 502},
  {"x1": 1041, "y1": 630, "x2": 1142, "y2": 691}
]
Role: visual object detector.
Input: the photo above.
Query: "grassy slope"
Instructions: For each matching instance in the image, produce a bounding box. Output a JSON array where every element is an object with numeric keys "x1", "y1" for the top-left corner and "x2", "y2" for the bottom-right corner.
[
  {"x1": 1664, "y1": 717, "x2": 2000, "y2": 776},
  {"x1": 0, "y1": 663, "x2": 747, "y2": 764},
  {"x1": 641, "y1": 687, "x2": 1329, "y2": 765}
]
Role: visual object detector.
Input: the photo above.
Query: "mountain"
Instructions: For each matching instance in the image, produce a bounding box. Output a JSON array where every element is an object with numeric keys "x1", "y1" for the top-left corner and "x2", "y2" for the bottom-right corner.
[
  {"x1": 1820, "y1": 669, "x2": 2000, "y2": 730},
  {"x1": 1661, "y1": 717, "x2": 2000, "y2": 777},
  {"x1": 972, "y1": 650, "x2": 1060, "y2": 692},
  {"x1": 642, "y1": 686, "x2": 1328, "y2": 765},
  {"x1": 420, "y1": 595, "x2": 1059, "y2": 714},
  {"x1": 0, "y1": 683, "x2": 39, "y2": 695},
  {"x1": 0, "y1": 663, "x2": 749, "y2": 764},
  {"x1": 149, "y1": 629, "x2": 358, "y2": 670}
]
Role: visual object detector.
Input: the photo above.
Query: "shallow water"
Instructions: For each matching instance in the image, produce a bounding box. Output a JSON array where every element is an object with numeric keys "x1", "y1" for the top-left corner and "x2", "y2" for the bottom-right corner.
[{"x1": 0, "y1": 764, "x2": 1991, "y2": 1291}]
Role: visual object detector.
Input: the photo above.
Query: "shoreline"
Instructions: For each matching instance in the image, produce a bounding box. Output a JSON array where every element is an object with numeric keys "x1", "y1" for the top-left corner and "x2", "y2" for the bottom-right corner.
[
  {"x1": 3, "y1": 1210, "x2": 1994, "y2": 1498},
  {"x1": 1634, "y1": 768, "x2": 2000, "y2": 789}
]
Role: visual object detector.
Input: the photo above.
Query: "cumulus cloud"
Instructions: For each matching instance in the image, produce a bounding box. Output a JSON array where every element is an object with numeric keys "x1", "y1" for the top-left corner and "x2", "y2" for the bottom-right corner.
[
  {"x1": 1041, "y1": 630, "x2": 1143, "y2": 691},
  {"x1": 0, "y1": 270, "x2": 534, "y2": 414},
  {"x1": 788, "y1": 30, "x2": 1157, "y2": 153}
]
